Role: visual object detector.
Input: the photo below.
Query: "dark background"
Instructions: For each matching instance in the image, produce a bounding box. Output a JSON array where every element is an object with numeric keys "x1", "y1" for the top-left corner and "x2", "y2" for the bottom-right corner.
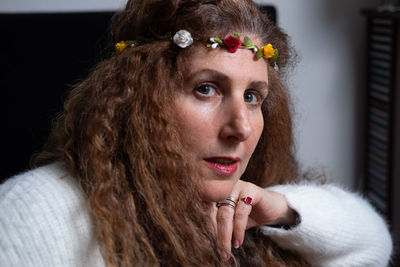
[
  {"x1": 0, "y1": 12, "x2": 114, "y2": 181},
  {"x1": 0, "y1": 6, "x2": 276, "y2": 183}
]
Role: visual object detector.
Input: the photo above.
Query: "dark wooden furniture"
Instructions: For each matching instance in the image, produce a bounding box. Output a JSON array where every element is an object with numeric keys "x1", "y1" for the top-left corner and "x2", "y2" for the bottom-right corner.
[{"x1": 362, "y1": 9, "x2": 400, "y2": 263}]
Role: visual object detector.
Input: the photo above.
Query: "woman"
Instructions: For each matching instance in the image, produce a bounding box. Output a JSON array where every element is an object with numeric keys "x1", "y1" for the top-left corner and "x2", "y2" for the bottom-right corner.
[{"x1": 0, "y1": 0, "x2": 392, "y2": 266}]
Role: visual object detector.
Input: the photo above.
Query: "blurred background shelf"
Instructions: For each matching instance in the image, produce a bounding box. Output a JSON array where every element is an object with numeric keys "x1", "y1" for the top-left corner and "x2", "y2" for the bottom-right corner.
[{"x1": 362, "y1": 8, "x2": 400, "y2": 264}]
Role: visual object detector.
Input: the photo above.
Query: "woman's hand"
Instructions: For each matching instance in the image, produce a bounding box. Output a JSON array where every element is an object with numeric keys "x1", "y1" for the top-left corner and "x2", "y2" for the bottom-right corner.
[{"x1": 210, "y1": 180, "x2": 297, "y2": 260}]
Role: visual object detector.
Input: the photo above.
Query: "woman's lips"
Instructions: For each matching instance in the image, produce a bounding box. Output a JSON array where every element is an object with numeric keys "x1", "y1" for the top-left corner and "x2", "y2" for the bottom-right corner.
[{"x1": 203, "y1": 157, "x2": 239, "y2": 175}]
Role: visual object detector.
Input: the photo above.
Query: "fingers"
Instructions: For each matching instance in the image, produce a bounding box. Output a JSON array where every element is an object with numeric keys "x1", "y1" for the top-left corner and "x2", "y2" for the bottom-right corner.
[
  {"x1": 213, "y1": 181, "x2": 296, "y2": 261},
  {"x1": 216, "y1": 202, "x2": 236, "y2": 260},
  {"x1": 232, "y1": 197, "x2": 252, "y2": 248},
  {"x1": 215, "y1": 195, "x2": 253, "y2": 260},
  {"x1": 215, "y1": 181, "x2": 267, "y2": 260}
]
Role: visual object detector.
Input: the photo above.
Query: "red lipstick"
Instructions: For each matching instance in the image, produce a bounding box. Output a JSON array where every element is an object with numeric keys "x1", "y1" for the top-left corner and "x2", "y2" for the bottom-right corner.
[{"x1": 204, "y1": 157, "x2": 239, "y2": 175}]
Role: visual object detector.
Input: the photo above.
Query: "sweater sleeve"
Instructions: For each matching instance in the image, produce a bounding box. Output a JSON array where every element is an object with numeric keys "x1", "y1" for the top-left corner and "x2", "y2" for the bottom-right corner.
[{"x1": 259, "y1": 183, "x2": 392, "y2": 267}]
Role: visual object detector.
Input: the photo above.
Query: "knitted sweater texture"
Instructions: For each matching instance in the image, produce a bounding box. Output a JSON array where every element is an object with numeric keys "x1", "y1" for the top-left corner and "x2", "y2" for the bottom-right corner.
[{"x1": 0, "y1": 163, "x2": 392, "y2": 266}]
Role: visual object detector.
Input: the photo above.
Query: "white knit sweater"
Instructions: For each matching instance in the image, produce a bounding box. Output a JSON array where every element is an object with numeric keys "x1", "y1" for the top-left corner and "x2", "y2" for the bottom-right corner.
[{"x1": 0, "y1": 163, "x2": 392, "y2": 266}]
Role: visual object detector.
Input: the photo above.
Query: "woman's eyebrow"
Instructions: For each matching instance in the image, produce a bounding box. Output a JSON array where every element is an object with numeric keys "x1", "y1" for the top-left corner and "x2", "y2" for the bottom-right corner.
[
  {"x1": 186, "y1": 69, "x2": 230, "y2": 83},
  {"x1": 249, "y1": 81, "x2": 269, "y2": 94},
  {"x1": 186, "y1": 68, "x2": 268, "y2": 94}
]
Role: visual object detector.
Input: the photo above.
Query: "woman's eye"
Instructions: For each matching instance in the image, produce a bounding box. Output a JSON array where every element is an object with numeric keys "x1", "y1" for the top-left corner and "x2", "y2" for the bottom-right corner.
[
  {"x1": 244, "y1": 91, "x2": 260, "y2": 104},
  {"x1": 196, "y1": 84, "x2": 216, "y2": 96}
]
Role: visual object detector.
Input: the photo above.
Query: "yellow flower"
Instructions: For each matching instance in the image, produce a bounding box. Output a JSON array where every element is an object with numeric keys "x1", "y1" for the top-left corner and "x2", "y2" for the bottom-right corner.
[
  {"x1": 261, "y1": 44, "x2": 275, "y2": 58},
  {"x1": 115, "y1": 41, "x2": 127, "y2": 53}
]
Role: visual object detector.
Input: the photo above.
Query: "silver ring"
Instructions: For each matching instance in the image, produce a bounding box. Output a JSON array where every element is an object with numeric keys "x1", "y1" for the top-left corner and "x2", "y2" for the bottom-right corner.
[
  {"x1": 226, "y1": 196, "x2": 238, "y2": 204},
  {"x1": 216, "y1": 199, "x2": 237, "y2": 209}
]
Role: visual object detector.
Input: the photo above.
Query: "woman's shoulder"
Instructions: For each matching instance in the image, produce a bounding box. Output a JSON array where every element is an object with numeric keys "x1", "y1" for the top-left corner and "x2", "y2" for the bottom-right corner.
[
  {"x1": 0, "y1": 163, "x2": 87, "y2": 214},
  {"x1": 0, "y1": 162, "x2": 89, "y2": 232},
  {"x1": 0, "y1": 163, "x2": 104, "y2": 266},
  {"x1": 1, "y1": 162, "x2": 79, "y2": 201}
]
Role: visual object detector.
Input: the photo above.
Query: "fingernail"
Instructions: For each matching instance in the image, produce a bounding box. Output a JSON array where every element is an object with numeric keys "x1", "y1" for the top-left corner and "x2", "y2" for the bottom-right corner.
[
  {"x1": 233, "y1": 240, "x2": 240, "y2": 249},
  {"x1": 224, "y1": 252, "x2": 230, "y2": 260}
]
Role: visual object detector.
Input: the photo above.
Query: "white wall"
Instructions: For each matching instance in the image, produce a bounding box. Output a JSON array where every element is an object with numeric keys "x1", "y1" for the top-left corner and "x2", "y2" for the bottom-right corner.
[
  {"x1": 255, "y1": 0, "x2": 379, "y2": 188},
  {"x1": 0, "y1": 0, "x2": 379, "y2": 188},
  {"x1": 0, "y1": 0, "x2": 126, "y2": 13}
]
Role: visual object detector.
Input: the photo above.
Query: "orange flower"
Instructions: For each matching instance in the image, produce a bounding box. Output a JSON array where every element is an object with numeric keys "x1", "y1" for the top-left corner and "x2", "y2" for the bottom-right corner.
[
  {"x1": 261, "y1": 44, "x2": 275, "y2": 58},
  {"x1": 115, "y1": 41, "x2": 127, "y2": 53}
]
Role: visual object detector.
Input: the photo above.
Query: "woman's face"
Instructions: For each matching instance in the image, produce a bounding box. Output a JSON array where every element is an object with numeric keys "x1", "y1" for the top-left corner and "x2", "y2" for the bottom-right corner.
[{"x1": 175, "y1": 43, "x2": 269, "y2": 202}]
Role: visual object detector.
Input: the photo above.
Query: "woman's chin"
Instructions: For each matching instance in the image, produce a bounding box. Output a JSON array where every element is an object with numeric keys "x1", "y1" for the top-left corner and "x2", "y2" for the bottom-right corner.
[{"x1": 198, "y1": 179, "x2": 237, "y2": 202}]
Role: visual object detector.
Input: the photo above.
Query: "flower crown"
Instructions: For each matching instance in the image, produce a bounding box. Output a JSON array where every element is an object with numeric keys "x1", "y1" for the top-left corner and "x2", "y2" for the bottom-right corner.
[
  {"x1": 115, "y1": 30, "x2": 279, "y2": 66},
  {"x1": 206, "y1": 33, "x2": 278, "y2": 63}
]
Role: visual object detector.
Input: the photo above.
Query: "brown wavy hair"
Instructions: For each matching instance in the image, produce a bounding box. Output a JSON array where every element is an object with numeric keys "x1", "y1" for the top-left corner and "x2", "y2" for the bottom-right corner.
[{"x1": 32, "y1": 0, "x2": 308, "y2": 266}]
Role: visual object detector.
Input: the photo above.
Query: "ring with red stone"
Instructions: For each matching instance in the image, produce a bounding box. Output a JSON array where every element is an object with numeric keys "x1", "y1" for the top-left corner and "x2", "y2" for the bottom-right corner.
[{"x1": 241, "y1": 196, "x2": 253, "y2": 206}]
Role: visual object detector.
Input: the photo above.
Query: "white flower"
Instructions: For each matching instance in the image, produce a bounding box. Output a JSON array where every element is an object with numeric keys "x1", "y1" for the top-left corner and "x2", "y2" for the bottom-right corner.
[
  {"x1": 173, "y1": 30, "x2": 194, "y2": 48},
  {"x1": 209, "y1": 37, "x2": 215, "y2": 43},
  {"x1": 253, "y1": 47, "x2": 258, "y2": 53},
  {"x1": 211, "y1": 43, "x2": 218, "y2": 49}
]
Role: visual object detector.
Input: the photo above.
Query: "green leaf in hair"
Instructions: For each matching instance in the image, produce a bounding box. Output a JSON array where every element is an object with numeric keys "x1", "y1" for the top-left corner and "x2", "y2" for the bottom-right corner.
[{"x1": 232, "y1": 33, "x2": 240, "y2": 39}]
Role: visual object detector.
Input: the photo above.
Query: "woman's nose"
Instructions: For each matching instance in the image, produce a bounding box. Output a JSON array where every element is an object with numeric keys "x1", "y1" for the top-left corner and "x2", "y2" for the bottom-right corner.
[{"x1": 219, "y1": 100, "x2": 252, "y2": 143}]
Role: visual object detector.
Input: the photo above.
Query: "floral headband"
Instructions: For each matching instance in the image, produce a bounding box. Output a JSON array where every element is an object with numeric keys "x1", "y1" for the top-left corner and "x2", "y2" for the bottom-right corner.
[{"x1": 115, "y1": 30, "x2": 279, "y2": 67}]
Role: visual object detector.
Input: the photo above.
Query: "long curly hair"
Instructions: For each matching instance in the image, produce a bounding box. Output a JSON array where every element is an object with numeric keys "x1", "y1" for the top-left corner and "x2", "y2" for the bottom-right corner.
[{"x1": 32, "y1": 0, "x2": 308, "y2": 266}]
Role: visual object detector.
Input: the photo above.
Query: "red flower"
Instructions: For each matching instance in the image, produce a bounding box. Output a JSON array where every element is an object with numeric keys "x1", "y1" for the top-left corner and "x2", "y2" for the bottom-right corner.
[{"x1": 223, "y1": 36, "x2": 242, "y2": 53}]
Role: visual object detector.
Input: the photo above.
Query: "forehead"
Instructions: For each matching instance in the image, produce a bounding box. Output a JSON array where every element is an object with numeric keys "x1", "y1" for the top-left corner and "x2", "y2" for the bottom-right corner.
[{"x1": 183, "y1": 45, "x2": 269, "y2": 83}]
